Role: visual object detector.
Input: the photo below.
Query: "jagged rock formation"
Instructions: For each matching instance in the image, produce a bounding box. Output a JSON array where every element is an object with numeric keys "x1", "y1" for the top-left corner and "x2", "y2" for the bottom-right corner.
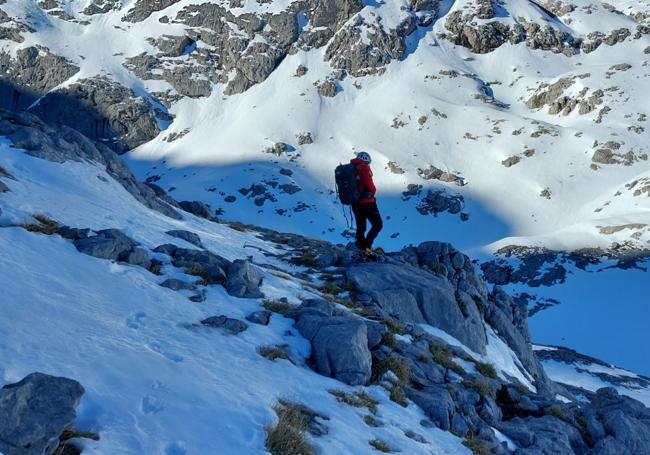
[
  {"x1": 0, "y1": 47, "x2": 79, "y2": 111},
  {"x1": 30, "y1": 77, "x2": 162, "y2": 153}
]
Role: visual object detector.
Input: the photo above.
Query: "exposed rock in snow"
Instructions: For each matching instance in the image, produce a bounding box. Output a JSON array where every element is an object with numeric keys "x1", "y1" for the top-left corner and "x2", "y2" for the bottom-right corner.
[{"x1": 0, "y1": 373, "x2": 84, "y2": 455}]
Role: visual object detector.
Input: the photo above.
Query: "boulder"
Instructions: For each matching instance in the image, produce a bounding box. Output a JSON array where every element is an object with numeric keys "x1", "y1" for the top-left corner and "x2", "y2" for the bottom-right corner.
[
  {"x1": 245, "y1": 310, "x2": 272, "y2": 325},
  {"x1": 171, "y1": 248, "x2": 231, "y2": 280},
  {"x1": 201, "y1": 316, "x2": 248, "y2": 334},
  {"x1": 165, "y1": 229, "x2": 203, "y2": 248},
  {"x1": 73, "y1": 229, "x2": 137, "y2": 261},
  {"x1": 0, "y1": 372, "x2": 84, "y2": 455},
  {"x1": 347, "y1": 263, "x2": 487, "y2": 354},
  {"x1": 125, "y1": 248, "x2": 151, "y2": 269},
  {"x1": 226, "y1": 260, "x2": 264, "y2": 298},
  {"x1": 289, "y1": 299, "x2": 372, "y2": 385},
  {"x1": 408, "y1": 385, "x2": 456, "y2": 430}
]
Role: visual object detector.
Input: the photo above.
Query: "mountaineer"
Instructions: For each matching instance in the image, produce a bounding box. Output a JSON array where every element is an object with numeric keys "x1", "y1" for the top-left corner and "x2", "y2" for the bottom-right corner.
[{"x1": 335, "y1": 151, "x2": 383, "y2": 255}]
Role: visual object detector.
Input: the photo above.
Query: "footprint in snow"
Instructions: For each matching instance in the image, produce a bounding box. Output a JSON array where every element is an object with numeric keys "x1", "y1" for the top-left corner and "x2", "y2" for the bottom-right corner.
[
  {"x1": 147, "y1": 342, "x2": 184, "y2": 363},
  {"x1": 126, "y1": 311, "x2": 147, "y2": 329},
  {"x1": 141, "y1": 395, "x2": 164, "y2": 415}
]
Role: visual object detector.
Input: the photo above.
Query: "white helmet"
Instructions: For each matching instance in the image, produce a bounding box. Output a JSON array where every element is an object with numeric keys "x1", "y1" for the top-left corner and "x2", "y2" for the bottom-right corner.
[{"x1": 357, "y1": 151, "x2": 372, "y2": 163}]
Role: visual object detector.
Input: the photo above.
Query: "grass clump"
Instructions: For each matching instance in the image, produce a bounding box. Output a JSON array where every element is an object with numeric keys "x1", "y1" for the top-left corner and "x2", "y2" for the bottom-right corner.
[
  {"x1": 462, "y1": 379, "x2": 496, "y2": 398},
  {"x1": 265, "y1": 402, "x2": 315, "y2": 455},
  {"x1": 429, "y1": 263, "x2": 446, "y2": 275},
  {"x1": 462, "y1": 434, "x2": 491, "y2": 455},
  {"x1": 318, "y1": 281, "x2": 343, "y2": 296},
  {"x1": 363, "y1": 414, "x2": 383, "y2": 427},
  {"x1": 369, "y1": 439, "x2": 392, "y2": 453},
  {"x1": 373, "y1": 356, "x2": 410, "y2": 407},
  {"x1": 382, "y1": 318, "x2": 407, "y2": 336},
  {"x1": 184, "y1": 265, "x2": 222, "y2": 285},
  {"x1": 329, "y1": 389, "x2": 378, "y2": 414},
  {"x1": 546, "y1": 404, "x2": 569, "y2": 421},
  {"x1": 148, "y1": 261, "x2": 163, "y2": 276},
  {"x1": 0, "y1": 164, "x2": 13, "y2": 179},
  {"x1": 262, "y1": 298, "x2": 294, "y2": 315},
  {"x1": 430, "y1": 343, "x2": 465, "y2": 376},
  {"x1": 259, "y1": 345, "x2": 289, "y2": 362},
  {"x1": 474, "y1": 361, "x2": 498, "y2": 379},
  {"x1": 291, "y1": 251, "x2": 318, "y2": 267},
  {"x1": 19, "y1": 214, "x2": 60, "y2": 235},
  {"x1": 227, "y1": 222, "x2": 247, "y2": 232}
]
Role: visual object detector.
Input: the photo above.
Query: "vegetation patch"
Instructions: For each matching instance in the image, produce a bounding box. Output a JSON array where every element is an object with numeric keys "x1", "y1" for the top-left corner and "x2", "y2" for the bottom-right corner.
[
  {"x1": 363, "y1": 414, "x2": 383, "y2": 427},
  {"x1": 184, "y1": 265, "x2": 222, "y2": 285},
  {"x1": 318, "y1": 281, "x2": 343, "y2": 296},
  {"x1": 462, "y1": 379, "x2": 496, "y2": 398},
  {"x1": 372, "y1": 355, "x2": 410, "y2": 407},
  {"x1": 545, "y1": 404, "x2": 569, "y2": 422},
  {"x1": 462, "y1": 434, "x2": 491, "y2": 455},
  {"x1": 329, "y1": 389, "x2": 378, "y2": 414},
  {"x1": 18, "y1": 214, "x2": 61, "y2": 235},
  {"x1": 291, "y1": 250, "x2": 318, "y2": 267},
  {"x1": 262, "y1": 298, "x2": 294, "y2": 315},
  {"x1": 265, "y1": 402, "x2": 315, "y2": 455},
  {"x1": 473, "y1": 361, "x2": 498, "y2": 379},
  {"x1": 430, "y1": 343, "x2": 465, "y2": 375},
  {"x1": 259, "y1": 345, "x2": 290, "y2": 362},
  {"x1": 0, "y1": 164, "x2": 14, "y2": 179},
  {"x1": 369, "y1": 439, "x2": 392, "y2": 453},
  {"x1": 382, "y1": 318, "x2": 407, "y2": 336}
]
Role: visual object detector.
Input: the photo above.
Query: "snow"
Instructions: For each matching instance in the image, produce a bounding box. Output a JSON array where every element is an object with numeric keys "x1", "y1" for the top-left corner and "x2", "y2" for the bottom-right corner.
[
  {"x1": 418, "y1": 324, "x2": 536, "y2": 391},
  {"x1": 0, "y1": 143, "x2": 472, "y2": 454},
  {"x1": 542, "y1": 360, "x2": 650, "y2": 407}
]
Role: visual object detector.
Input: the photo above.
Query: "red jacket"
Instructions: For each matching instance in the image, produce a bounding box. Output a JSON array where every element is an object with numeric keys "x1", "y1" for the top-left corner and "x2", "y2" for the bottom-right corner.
[{"x1": 351, "y1": 158, "x2": 376, "y2": 204}]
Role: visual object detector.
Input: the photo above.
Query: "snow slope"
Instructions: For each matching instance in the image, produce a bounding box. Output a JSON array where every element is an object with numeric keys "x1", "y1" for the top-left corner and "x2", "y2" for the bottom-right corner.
[{"x1": 0, "y1": 142, "x2": 474, "y2": 454}]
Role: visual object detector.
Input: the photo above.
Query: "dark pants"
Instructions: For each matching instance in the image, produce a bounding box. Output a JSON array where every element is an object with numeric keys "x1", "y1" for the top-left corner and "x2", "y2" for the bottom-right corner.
[{"x1": 352, "y1": 202, "x2": 383, "y2": 249}]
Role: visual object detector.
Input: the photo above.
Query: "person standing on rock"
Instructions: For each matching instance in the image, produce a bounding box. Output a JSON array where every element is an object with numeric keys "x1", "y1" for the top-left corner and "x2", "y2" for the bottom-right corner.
[{"x1": 350, "y1": 152, "x2": 383, "y2": 254}]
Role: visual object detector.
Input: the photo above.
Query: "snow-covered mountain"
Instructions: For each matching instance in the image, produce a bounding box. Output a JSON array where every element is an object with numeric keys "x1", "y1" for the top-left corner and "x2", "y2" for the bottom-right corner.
[{"x1": 1, "y1": 0, "x2": 650, "y2": 452}]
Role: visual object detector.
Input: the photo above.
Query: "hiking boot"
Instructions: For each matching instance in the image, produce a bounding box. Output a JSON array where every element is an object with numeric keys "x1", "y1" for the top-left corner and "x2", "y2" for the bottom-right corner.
[{"x1": 364, "y1": 247, "x2": 375, "y2": 255}]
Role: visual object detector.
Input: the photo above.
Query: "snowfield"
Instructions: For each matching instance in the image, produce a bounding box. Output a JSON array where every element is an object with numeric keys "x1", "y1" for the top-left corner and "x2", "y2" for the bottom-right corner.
[{"x1": 0, "y1": 144, "x2": 472, "y2": 454}]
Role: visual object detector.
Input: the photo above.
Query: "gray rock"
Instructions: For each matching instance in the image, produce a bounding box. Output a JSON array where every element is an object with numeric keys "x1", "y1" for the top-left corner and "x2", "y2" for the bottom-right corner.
[
  {"x1": 246, "y1": 310, "x2": 272, "y2": 325},
  {"x1": 201, "y1": 315, "x2": 248, "y2": 334},
  {"x1": 226, "y1": 260, "x2": 264, "y2": 298},
  {"x1": 122, "y1": 0, "x2": 180, "y2": 22},
  {"x1": 0, "y1": 47, "x2": 79, "y2": 111},
  {"x1": 125, "y1": 248, "x2": 151, "y2": 269},
  {"x1": 171, "y1": 248, "x2": 230, "y2": 282},
  {"x1": 179, "y1": 200, "x2": 213, "y2": 219},
  {"x1": 29, "y1": 77, "x2": 160, "y2": 154},
  {"x1": 0, "y1": 180, "x2": 9, "y2": 192},
  {"x1": 347, "y1": 263, "x2": 487, "y2": 354},
  {"x1": 57, "y1": 226, "x2": 91, "y2": 240},
  {"x1": 0, "y1": 372, "x2": 84, "y2": 455},
  {"x1": 408, "y1": 385, "x2": 455, "y2": 430},
  {"x1": 497, "y1": 415, "x2": 587, "y2": 454},
  {"x1": 165, "y1": 229, "x2": 203, "y2": 248},
  {"x1": 153, "y1": 243, "x2": 178, "y2": 256},
  {"x1": 73, "y1": 229, "x2": 137, "y2": 261},
  {"x1": 160, "y1": 278, "x2": 196, "y2": 291},
  {"x1": 289, "y1": 300, "x2": 372, "y2": 385}
]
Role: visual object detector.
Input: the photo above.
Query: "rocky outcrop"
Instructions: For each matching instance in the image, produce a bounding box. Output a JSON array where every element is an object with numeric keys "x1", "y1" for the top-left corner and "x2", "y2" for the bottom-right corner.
[
  {"x1": 0, "y1": 372, "x2": 84, "y2": 455},
  {"x1": 29, "y1": 77, "x2": 161, "y2": 154},
  {"x1": 0, "y1": 109, "x2": 180, "y2": 219},
  {"x1": 165, "y1": 229, "x2": 204, "y2": 248},
  {"x1": 74, "y1": 229, "x2": 152, "y2": 269},
  {"x1": 0, "y1": 46, "x2": 79, "y2": 111},
  {"x1": 348, "y1": 262, "x2": 487, "y2": 354},
  {"x1": 324, "y1": 13, "x2": 416, "y2": 76}
]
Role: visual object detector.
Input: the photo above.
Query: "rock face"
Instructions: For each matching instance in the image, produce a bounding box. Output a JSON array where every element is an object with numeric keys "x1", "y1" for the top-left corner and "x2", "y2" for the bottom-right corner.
[
  {"x1": 0, "y1": 47, "x2": 79, "y2": 111},
  {"x1": 348, "y1": 262, "x2": 487, "y2": 354},
  {"x1": 289, "y1": 299, "x2": 373, "y2": 386},
  {"x1": 0, "y1": 109, "x2": 180, "y2": 219},
  {"x1": 0, "y1": 372, "x2": 84, "y2": 455},
  {"x1": 29, "y1": 77, "x2": 161, "y2": 154}
]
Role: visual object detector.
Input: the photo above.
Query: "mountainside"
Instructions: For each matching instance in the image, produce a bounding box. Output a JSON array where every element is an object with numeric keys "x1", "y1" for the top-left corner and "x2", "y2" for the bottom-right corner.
[
  {"x1": 1, "y1": 0, "x2": 650, "y2": 452},
  {"x1": 1, "y1": 107, "x2": 650, "y2": 454}
]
